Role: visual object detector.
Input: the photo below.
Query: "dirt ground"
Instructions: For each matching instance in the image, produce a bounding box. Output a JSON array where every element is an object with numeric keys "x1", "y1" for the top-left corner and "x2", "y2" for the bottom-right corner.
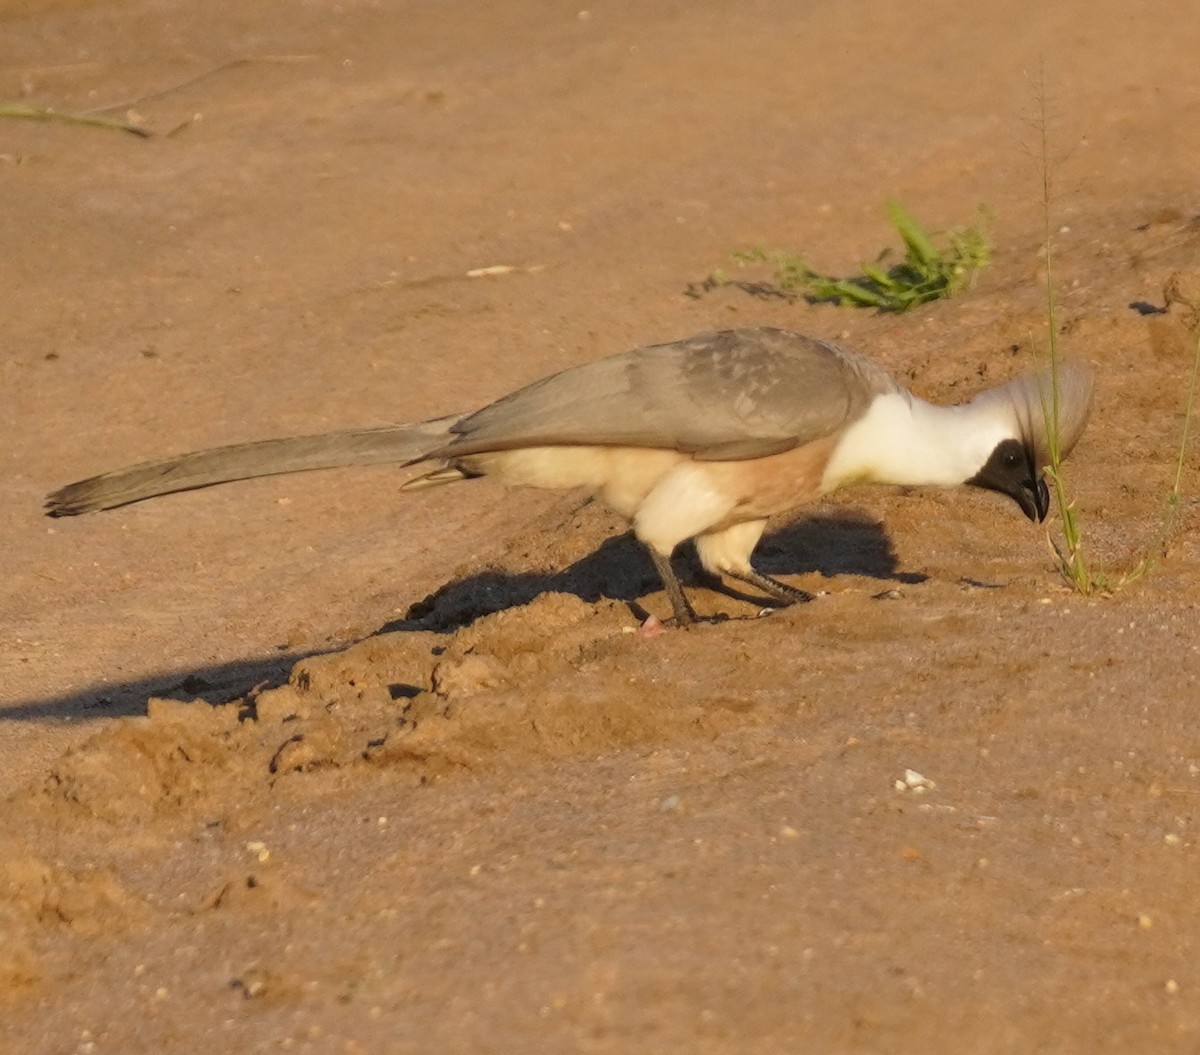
[{"x1": 4, "y1": 0, "x2": 1200, "y2": 1051}]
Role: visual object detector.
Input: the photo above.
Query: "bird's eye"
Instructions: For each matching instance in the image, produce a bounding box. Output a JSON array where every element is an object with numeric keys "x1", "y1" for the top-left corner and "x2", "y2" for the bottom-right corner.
[{"x1": 1005, "y1": 451, "x2": 1021, "y2": 468}]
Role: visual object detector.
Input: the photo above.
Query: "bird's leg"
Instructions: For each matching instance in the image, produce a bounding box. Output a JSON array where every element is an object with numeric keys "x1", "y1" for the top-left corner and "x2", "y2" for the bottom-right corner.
[
  {"x1": 724, "y1": 567, "x2": 814, "y2": 607},
  {"x1": 647, "y1": 548, "x2": 698, "y2": 627}
]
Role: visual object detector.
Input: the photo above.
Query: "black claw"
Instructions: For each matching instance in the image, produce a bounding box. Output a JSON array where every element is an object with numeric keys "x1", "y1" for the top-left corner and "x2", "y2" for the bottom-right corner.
[
  {"x1": 726, "y1": 568, "x2": 813, "y2": 607},
  {"x1": 676, "y1": 612, "x2": 729, "y2": 628}
]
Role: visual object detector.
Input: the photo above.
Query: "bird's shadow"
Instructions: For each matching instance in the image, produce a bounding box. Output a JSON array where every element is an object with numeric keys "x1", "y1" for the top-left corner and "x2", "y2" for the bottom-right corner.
[
  {"x1": 4, "y1": 513, "x2": 920, "y2": 723},
  {"x1": 383, "y1": 512, "x2": 924, "y2": 634}
]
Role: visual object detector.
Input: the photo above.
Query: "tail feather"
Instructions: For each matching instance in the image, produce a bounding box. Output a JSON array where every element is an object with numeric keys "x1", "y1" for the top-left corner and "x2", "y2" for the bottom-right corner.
[{"x1": 45, "y1": 415, "x2": 459, "y2": 516}]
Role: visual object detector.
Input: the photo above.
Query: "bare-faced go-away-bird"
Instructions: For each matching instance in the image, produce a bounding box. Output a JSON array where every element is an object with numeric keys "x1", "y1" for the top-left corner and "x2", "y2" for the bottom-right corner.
[{"x1": 46, "y1": 327, "x2": 1093, "y2": 626}]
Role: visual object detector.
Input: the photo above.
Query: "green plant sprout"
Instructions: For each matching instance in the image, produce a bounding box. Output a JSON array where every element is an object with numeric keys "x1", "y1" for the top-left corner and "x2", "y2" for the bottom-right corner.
[
  {"x1": 1035, "y1": 91, "x2": 1199, "y2": 594},
  {"x1": 1042, "y1": 317, "x2": 1199, "y2": 594},
  {"x1": 0, "y1": 102, "x2": 152, "y2": 137},
  {"x1": 730, "y1": 201, "x2": 990, "y2": 312}
]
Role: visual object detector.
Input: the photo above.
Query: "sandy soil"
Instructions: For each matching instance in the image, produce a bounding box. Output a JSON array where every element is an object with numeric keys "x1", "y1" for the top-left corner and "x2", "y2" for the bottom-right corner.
[{"x1": 4, "y1": 0, "x2": 1200, "y2": 1050}]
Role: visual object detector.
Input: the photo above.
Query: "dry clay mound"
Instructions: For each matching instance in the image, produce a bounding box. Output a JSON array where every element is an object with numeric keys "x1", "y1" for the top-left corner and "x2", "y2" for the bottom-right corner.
[
  {"x1": 1, "y1": 585, "x2": 809, "y2": 1001},
  {"x1": 7, "y1": 562, "x2": 1200, "y2": 1046},
  {"x1": 35, "y1": 590, "x2": 800, "y2": 826}
]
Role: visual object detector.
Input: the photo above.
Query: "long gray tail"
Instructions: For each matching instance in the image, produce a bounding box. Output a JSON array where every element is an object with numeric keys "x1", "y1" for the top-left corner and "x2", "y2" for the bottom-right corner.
[{"x1": 45, "y1": 414, "x2": 460, "y2": 517}]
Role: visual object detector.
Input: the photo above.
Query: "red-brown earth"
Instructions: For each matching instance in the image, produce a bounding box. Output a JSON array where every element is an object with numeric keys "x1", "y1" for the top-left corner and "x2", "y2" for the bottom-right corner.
[{"x1": 4, "y1": 1, "x2": 1200, "y2": 1051}]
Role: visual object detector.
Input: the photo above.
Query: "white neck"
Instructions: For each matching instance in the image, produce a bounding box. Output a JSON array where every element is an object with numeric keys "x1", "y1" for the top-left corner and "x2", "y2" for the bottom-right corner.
[{"x1": 820, "y1": 392, "x2": 1014, "y2": 493}]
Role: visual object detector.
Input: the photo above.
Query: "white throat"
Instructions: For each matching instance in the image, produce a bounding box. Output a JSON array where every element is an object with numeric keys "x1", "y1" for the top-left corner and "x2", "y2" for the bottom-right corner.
[{"x1": 820, "y1": 392, "x2": 1014, "y2": 493}]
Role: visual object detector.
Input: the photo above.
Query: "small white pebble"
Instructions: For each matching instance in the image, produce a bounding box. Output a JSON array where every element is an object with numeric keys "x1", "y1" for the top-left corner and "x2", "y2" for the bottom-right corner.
[
  {"x1": 1164, "y1": 833, "x2": 1182, "y2": 846},
  {"x1": 779, "y1": 825, "x2": 799, "y2": 839},
  {"x1": 899, "y1": 769, "x2": 936, "y2": 791},
  {"x1": 1166, "y1": 979, "x2": 1180, "y2": 995},
  {"x1": 1138, "y1": 913, "x2": 1154, "y2": 929}
]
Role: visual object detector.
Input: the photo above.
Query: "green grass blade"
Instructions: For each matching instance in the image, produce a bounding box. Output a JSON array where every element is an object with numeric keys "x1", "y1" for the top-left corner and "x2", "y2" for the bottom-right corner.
[
  {"x1": 886, "y1": 199, "x2": 939, "y2": 268},
  {"x1": 0, "y1": 102, "x2": 153, "y2": 137}
]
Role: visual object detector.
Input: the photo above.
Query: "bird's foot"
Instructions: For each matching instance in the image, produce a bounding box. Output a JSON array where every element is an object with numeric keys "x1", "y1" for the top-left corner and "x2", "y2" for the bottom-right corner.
[
  {"x1": 726, "y1": 568, "x2": 815, "y2": 607},
  {"x1": 638, "y1": 610, "x2": 730, "y2": 635}
]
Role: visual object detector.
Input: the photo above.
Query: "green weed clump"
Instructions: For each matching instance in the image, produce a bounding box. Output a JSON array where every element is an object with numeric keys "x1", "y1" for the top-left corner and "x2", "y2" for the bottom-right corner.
[{"x1": 731, "y1": 200, "x2": 990, "y2": 312}]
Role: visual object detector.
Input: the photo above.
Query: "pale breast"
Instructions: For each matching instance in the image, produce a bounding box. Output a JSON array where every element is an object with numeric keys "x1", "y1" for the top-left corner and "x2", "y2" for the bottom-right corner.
[{"x1": 698, "y1": 436, "x2": 838, "y2": 528}]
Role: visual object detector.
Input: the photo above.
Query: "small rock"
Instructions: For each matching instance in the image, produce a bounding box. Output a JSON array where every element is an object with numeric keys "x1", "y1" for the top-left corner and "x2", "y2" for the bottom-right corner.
[
  {"x1": 896, "y1": 769, "x2": 936, "y2": 793},
  {"x1": 245, "y1": 841, "x2": 270, "y2": 863},
  {"x1": 231, "y1": 969, "x2": 269, "y2": 999}
]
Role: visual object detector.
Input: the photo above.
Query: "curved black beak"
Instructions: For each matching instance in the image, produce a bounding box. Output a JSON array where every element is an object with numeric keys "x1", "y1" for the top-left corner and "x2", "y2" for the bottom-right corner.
[
  {"x1": 1017, "y1": 475, "x2": 1050, "y2": 523},
  {"x1": 967, "y1": 440, "x2": 1051, "y2": 523}
]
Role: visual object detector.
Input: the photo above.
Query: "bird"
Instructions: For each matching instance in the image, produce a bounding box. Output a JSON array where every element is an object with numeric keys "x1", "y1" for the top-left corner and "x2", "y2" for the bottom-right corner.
[{"x1": 46, "y1": 327, "x2": 1093, "y2": 626}]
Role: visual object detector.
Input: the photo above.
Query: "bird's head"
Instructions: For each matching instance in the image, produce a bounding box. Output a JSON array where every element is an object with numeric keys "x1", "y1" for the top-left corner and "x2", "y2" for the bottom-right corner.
[{"x1": 965, "y1": 362, "x2": 1094, "y2": 523}]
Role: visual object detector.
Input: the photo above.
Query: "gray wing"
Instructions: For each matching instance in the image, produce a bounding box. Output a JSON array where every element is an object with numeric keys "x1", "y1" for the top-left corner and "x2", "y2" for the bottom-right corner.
[{"x1": 437, "y1": 327, "x2": 900, "y2": 462}]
